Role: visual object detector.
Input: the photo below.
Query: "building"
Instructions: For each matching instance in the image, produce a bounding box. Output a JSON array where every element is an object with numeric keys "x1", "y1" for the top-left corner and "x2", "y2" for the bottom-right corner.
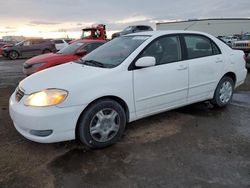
[
  {"x1": 156, "y1": 18, "x2": 250, "y2": 37},
  {"x1": 2, "y1": 35, "x2": 25, "y2": 42}
]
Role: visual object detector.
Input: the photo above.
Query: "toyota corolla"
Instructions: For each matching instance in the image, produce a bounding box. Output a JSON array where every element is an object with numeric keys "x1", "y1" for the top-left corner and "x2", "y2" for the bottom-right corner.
[{"x1": 9, "y1": 31, "x2": 247, "y2": 148}]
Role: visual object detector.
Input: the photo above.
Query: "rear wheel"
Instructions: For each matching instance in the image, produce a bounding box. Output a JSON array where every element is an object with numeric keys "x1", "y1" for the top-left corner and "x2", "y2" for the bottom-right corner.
[
  {"x1": 9, "y1": 51, "x2": 19, "y2": 60},
  {"x1": 211, "y1": 76, "x2": 234, "y2": 107},
  {"x1": 77, "y1": 99, "x2": 126, "y2": 149}
]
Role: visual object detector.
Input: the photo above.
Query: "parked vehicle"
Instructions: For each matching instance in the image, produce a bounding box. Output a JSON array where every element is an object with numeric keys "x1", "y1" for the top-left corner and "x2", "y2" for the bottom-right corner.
[
  {"x1": 0, "y1": 42, "x2": 8, "y2": 47},
  {"x1": 0, "y1": 43, "x2": 13, "y2": 56},
  {"x1": 221, "y1": 35, "x2": 238, "y2": 47},
  {"x1": 246, "y1": 53, "x2": 250, "y2": 70},
  {"x1": 70, "y1": 24, "x2": 107, "y2": 44},
  {"x1": 111, "y1": 25, "x2": 153, "y2": 39},
  {"x1": 53, "y1": 39, "x2": 69, "y2": 51},
  {"x1": 2, "y1": 39, "x2": 57, "y2": 60},
  {"x1": 23, "y1": 40, "x2": 106, "y2": 75},
  {"x1": 232, "y1": 33, "x2": 250, "y2": 54},
  {"x1": 9, "y1": 31, "x2": 247, "y2": 149}
]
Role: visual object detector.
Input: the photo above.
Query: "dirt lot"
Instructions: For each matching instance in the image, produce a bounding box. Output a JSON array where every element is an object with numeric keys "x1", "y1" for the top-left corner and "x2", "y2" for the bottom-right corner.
[{"x1": 0, "y1": 58, "x2": 250, "y2": 188}]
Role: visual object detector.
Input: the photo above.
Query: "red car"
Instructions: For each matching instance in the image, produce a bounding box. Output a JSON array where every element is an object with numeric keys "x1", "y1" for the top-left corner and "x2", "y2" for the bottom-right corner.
[
  {"x1": 0, "y1": 43, "x2": 13, "y2": 56},
  {"x1": 23, "y1": 40, "x2": 105, "y2": 75}
]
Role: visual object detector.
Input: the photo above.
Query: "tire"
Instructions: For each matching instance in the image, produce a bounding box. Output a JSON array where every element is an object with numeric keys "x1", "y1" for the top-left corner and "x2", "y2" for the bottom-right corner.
[
  {"x1": 211, "y1": 76, "x2": 234, "y2": 107},
  {"x1": 43, "y1": 49, "x2": 51, "y2": 54},
  {"x1": 78, "y1": 99, "x2": 126, "y2": 149},
  {"x1": 9, "y1": 51, "x2": 19, "y2": 60}
]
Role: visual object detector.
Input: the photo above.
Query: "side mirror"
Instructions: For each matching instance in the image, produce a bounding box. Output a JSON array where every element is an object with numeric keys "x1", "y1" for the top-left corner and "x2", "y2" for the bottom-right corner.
[
  {"x1": 75, "y1": 49, "x2": 87, "y2": 56},
  {"x1": 135, "y1": 56, "x2": 156, "y2": 68}
]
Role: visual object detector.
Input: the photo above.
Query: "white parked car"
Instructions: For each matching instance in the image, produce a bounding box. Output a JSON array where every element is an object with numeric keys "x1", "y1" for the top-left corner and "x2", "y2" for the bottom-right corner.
[
  {"x1": 53, "y1": 39, "x2": 69, "y2": 51},
  {"x1": 221, "y1": 35, "x2": 238, "y2": 46},
  {"x1": 9, "y1": 31, "x2": 247, "y2": 148}
]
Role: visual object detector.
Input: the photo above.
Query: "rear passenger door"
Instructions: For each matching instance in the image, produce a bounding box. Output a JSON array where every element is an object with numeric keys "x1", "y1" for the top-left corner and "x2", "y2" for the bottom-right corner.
[
  {"x1": 183, "y1": 34, "x2": 223, "y2": 103},
  {"x1": 31, "y1": 40, "x2": 45, "y2": 56}
]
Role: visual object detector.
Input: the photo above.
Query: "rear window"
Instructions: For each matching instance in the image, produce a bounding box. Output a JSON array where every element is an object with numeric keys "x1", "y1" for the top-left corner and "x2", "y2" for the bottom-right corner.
[
  {"x1": 32, "y1": 39, "x2": 45, "y2": 44},
  {"x1": 137, "y1": 26, "x2": 152, "y2": 31}
]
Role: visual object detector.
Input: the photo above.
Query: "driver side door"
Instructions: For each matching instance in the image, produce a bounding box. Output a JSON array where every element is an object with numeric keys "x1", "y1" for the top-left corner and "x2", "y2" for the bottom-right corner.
[{"x1": 132, "y1": 35, "x2": 189, "y2": 118}]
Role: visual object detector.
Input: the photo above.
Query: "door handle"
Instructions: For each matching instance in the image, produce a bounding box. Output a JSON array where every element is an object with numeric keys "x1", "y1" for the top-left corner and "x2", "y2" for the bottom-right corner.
[
  {"x1": 177, "y1": 65, "x2": 188, "y2": 71},
  {"x1": 216, "y1": 59, "x2": 223, "y2": 63}
]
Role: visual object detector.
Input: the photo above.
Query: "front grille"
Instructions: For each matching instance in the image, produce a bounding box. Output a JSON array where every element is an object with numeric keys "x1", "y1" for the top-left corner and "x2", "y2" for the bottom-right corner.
[
  {"x1": 234, "y1": 43, "x2": 248, "y2": 47},
  {"x1": 15, "y1": 88, "x2": 24, "y2": 102}
]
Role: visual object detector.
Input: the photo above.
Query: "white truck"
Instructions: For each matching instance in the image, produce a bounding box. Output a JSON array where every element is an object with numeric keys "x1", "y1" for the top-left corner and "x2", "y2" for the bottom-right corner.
[{"x1": 232, "y1": 33, "x2": 250, "y2": 54}]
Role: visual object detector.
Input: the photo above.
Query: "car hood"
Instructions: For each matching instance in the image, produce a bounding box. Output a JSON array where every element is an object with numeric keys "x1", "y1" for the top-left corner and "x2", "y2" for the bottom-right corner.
[
  {"x1": 25, "y1": 53, "x2": 71, "y2": 64},
  {"x1": 19, "y1": 62, "x2": 110, "y2": 94}
]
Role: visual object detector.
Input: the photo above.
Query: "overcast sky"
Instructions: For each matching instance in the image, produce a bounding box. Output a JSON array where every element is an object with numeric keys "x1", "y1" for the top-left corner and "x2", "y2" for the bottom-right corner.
[{"x1": 0, "y1": 0, "x2": 250, "y2": 38}]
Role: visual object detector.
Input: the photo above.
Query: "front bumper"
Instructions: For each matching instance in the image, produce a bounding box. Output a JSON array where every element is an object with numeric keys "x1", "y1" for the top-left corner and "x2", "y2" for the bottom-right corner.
[
  {"x1": 2, "y1": 50, "x2": 8, "y2": 57},
  {"x1": 9, "y1": 92, "x2": 85, "y2": 143}
]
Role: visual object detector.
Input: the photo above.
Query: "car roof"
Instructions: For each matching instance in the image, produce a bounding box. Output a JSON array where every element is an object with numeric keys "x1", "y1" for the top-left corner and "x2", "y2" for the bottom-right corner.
[{"x1": 127, "y1": 30, "x2": 213, "y2": 37}]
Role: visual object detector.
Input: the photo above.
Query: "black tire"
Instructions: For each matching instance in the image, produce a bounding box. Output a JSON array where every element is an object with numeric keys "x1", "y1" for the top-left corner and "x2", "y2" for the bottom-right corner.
[
  {"x1": 9, "y1": 51, "x2": 19, "y2": 60},
  {"x1": 211, "y1": 76, "x2": 234, "y2": 107},
  {"x1": 43, "y1": 49, "x2": 51, "y2": 54},
  {"x1": 78, "y1": 99, "x2": 126, "y2": 149}
]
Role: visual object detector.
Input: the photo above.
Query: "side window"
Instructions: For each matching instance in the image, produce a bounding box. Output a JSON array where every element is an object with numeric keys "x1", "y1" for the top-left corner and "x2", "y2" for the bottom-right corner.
[
  {"x1": 212, "y1": 42, "x2": 221, "y2": 55},
  {"x1": 54, "y1": 40, "x2": 63, "y2": 44},
  {"x1": 184, "y1": 35, "x2": 213, "y2": 59},
  {"x1": 94, "y1": 30, "x2": 101, "y2": 38},
  {"x1": 139, "y1": 35, "x2": 182, "y2": 65},
  {"x1": 32, "y1": 39, "x2": 44, "y2": 45},
  {"x1": 23, "y1": 40, "x2": 31, "y2": 46}
]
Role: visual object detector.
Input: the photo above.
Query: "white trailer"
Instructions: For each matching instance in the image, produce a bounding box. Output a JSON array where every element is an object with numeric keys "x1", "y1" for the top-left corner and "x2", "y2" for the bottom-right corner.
[{"x1": 156, "y1": 18, "x2": 250, "y2": 37}]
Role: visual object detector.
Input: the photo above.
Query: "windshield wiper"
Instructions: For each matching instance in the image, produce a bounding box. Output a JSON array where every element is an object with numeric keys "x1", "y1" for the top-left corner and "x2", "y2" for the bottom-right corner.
[{"x1": 82, "y1": 60, "x2": 105, "y2": 67}]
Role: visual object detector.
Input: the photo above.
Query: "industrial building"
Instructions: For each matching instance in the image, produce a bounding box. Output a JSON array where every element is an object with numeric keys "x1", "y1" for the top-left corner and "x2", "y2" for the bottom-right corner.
[{"x1": 156, "y1": 18, "x2": 250, "y2": 37}]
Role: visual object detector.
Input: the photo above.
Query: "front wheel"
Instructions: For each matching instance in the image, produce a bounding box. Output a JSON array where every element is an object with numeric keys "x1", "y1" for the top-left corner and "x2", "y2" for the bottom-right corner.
[
  {"x1": 211, "y1": 76, "x2": 234, "y2": 107},
  {"x1": 9, "y1": 51, "x2": 19, "y2": 60},
  {"x1": 77, "y1": 99, "x2": 126, "y2": 149}
]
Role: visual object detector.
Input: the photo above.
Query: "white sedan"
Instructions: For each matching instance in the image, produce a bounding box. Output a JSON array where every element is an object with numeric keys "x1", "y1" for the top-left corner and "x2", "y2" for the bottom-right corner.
[{"x1": 9, "y1": 31, "x2": 247, "y2": 148}]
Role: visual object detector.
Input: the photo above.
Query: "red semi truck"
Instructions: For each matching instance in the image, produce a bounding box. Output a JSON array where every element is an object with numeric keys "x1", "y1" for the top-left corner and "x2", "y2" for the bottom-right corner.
[{"x1": 70, "y1": 24, "x2": 107, "y2": 44}]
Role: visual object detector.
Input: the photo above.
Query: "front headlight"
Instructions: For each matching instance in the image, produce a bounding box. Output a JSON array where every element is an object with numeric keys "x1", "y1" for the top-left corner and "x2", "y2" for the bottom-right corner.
[
  {"x1": 24, "y1": 89, "x2": 68, "y2": 107},
  {"x1": 32, "y1": 62, "x2": 47, "y2": 68}
]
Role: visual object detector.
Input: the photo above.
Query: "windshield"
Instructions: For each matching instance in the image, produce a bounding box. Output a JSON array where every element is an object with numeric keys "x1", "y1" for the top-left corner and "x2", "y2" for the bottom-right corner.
[
  {"x1": 121, "y1": 26, "x2": 134, "y2": 35},
  {"x1": 15, "y1": 41, "x2": 24, "y2": 46},
  {"x1": 80, "y1": 35, "x2": 150, "y2": 68},
  {"x1": 241, "y1": 35, "x2": 250, "y2": 40},
  {"x1": 81, "y1": 30, "x2": 92, "y2": 39},
  {"x1": 57, "y1": 42, "x2": 84, "y2": 54},
  {"x1": 123, "y1": 26, "x2": 133, "y2": 32}
]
